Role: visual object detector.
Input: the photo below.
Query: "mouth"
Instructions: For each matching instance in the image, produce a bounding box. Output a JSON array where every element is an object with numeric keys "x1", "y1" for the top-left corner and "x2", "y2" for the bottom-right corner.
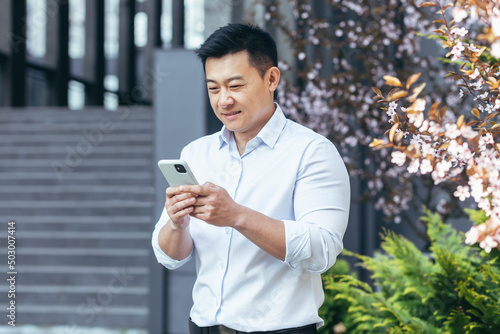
[{"x1": 221, "y1": 110, "x2": 241, "y2": 116}]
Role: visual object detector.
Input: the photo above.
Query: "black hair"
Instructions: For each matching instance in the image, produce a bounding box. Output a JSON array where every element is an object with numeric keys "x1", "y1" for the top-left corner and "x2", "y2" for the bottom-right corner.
[{"x1": 195, "y1": 23, "x2": 278, "y2": 78}]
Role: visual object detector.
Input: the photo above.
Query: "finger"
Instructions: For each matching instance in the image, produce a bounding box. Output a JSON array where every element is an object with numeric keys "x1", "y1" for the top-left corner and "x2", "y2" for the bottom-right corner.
[
  {"x1": 172, "y1": 192, "x2": 198, "y2": 202},
  {"x1": 174, "y1": 196, "x2": 196, "y2": 212},
  {"x1": 173, "y1": 205, "x2": 194, "y2": 219},
  {"x1": 192, "y1": 196, "x2": 210, "y2": 207},
  {"x1": 166, "y1": 186, "x2": 196, "y2": 198},
  {"x1": 181, "y1": 182, "x2": 215, "y2": 197}
]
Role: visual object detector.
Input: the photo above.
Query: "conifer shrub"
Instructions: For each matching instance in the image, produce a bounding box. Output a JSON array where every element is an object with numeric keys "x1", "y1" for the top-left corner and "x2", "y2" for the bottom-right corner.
[{"x1": 320, "y1": 209, "x2": 500, "y2": 333}]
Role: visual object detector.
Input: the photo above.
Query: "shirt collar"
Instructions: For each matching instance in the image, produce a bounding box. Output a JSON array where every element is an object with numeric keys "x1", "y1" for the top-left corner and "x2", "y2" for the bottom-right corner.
[{"x1": 218, "y1": 103, "x2": 287, "y2": 149}]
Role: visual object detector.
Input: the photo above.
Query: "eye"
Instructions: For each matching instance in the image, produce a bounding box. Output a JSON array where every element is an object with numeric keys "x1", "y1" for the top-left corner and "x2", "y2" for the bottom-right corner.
[
  {"x1": 230, "y1": 85, "x2": 242, "y2": 89},
  {"x1": 208, "y1": 87, "x2": 219, "y2": 93}
]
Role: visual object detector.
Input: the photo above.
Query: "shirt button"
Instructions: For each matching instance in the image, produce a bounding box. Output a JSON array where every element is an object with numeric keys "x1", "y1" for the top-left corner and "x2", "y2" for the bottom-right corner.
[{"x1": 225, "y1": 228, "x2": 231, "y2": 234}]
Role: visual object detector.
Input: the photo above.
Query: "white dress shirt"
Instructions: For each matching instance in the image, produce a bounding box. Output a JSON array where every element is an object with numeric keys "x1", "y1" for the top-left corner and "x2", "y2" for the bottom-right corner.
[{"x1": 152, "y1": 104, "x2": 350, "y2": 332}]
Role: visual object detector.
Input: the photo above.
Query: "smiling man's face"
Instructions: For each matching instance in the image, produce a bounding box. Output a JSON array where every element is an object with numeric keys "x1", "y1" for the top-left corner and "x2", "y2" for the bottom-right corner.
[{"x1": 205, "y1": 51, "x2": 280, "y2": 146}]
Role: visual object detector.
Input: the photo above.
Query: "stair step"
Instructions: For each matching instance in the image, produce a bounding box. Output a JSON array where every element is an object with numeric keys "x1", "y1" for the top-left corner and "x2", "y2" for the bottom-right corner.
[
  {"x1": 12, "y1": 254, "x2": 149, "y2": 267},
  {"x1": 0, "y1": 215, "x2": 152, "y2": 224},
  {"x1": 0, "y1": 200, "x2": 153, "y2": 208},
  {"x1": 4, "y1": 307, "x2": 148, "y2": 329},
  {"x1": 14, "y1": 265, "x2": 149, "y2": 275},
  {"x1": 18, "y1": 238, "x2": 151, "y2": 249},
  {"x1": 0, "y1": 185, "x2": 155, "y2": 194},
  {"x1": 3, "y1": 268, "x2": 150, "y2": 287},
  {"x1": 0, "y1": 146, "x2": 152, "y2": 154},
  {"x1": 0, "y1": 171, "x2": 152, "y2": 180},
  {"x1": 0, "y1": 106, "x2": 154, "y2": 330},
  {"x1": 0, "y1": 121, "x2": 152, "y2": 132},
  {"x1": 0, "y1": 133, "x2": 153, "y2": 143},
  {"x1": 9, "y1": 305, "x2": 148, "y2": 316}
]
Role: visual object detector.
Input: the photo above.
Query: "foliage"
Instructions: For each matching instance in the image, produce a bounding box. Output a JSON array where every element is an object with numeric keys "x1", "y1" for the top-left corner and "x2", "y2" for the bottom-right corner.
[
  {"x1": 259, "y1": 0, "x2": 474, "y2": 242},
  {"x1": 371, "y1": 0, "x2": 500, "y2": 253},
  {"x1": 319, "y1": 259, "x2": 354, "y2": 334},
  {"x1": 321, "y1": 209, "x2": 500, "y2": 333}
]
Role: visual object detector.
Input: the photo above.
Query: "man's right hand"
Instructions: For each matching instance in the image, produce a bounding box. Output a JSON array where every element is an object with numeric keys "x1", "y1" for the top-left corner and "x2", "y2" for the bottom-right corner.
[{"x1": 165, "y1": 187, "x2": 198, "y2": 230}]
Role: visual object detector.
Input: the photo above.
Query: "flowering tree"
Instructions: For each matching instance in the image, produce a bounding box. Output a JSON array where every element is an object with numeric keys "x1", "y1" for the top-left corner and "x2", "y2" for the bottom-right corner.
[
  {"x1": 371, "y1": 0, "x2": 500, "y2": 253},
  {"x1": 260, "y1": 0, "x2": 475, "y2": 242}
]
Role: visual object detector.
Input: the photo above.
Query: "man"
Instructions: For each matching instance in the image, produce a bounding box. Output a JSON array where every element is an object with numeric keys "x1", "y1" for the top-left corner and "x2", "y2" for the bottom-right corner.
[{"x1": 151, "y1": 23, "x2": 350, "y2": 334}]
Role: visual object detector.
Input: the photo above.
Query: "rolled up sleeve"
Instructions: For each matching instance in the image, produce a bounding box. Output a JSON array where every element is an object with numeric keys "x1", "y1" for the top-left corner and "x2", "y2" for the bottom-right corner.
[
  {"x1": 151, "y1": 208, "x2": 193, "y2": 270},
  {"x1": 283, "y1": 140, "x2": 350, "y2": 273}
]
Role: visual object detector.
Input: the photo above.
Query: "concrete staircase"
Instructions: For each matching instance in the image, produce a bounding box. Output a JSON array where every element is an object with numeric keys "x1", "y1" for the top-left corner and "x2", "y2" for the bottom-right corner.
[{"x1": 0, "y1": 107, "x2": 154, "y2": 330}]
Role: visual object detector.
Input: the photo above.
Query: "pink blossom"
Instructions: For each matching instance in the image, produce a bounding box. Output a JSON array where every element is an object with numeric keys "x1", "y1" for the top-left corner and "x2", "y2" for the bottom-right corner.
[
  {"x1": 445, "y1": 123, "x2": 461, "y2": 139},
  {"x1": 454, "y1": 185, "x2": 471, "y2": 201},
  {"x1": 491, "y1": 15, "x2": 500, "y2": 37},
  {"x1": 451, "y1": 27, "x2": 468, "y2": 37},
  {"x1": 387, "y1": 101, "x2": 397, "y2": 117},
  {"x1": 451, "y1": 41, "x2": 465, "y2": 61},
  {"x1": 469, "y1": 175, "x2": 485, "y2": 202},
  {"x1": 469, "y1": 68, "x2": 480, "y2": 79},
  {"x1": 420, "y1": 159, "x2": 433, "y2": 174},
  {"x1": 414, "y1": 98, "x2": 426, "y2": 112},
  {"x1": 478, "y1": 198, "x2": 492, "y2": 212},
  {"x1": 407, "y1": 159, "x2": 420, "y2": 174},
  {"x1": 460, "y1": 125, "x2": 478, "y2": 138},
  {"x1": 408, "y1": 112, "x2": 424, "y2": 128},
  {"x1": 479, "y1": 133, "x2": 494, "y2": 147},
  {"x1": 391, "y1": 151, "x2": 406, "y2": 166},
  {"x1": 452, "y1": 7, "x2": 468, "y2": 22},
  {"x1": 491, "y1": 41, "x2": 500, "y2": 58},
  {"x1": 465, "y1": 226, "x2": 480, "y2": 245},
  {"x1": 433, "y1": 160, "x2": 452, "y2": 180},
  {"x1": 469, "y1": 43, "x2": 481, "y2": 53},
  {"x1": 479, "y1": 236, "x2": 498, "y2": 253},
  {"x1": 471, "y1": 79, "x2": 484, "y2": 90}
]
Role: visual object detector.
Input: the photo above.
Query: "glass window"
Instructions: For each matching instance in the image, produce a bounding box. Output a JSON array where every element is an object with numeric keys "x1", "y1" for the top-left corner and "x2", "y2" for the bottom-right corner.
[
  {"x1": 184, "y1": 0, "x2": 204, "y2": 49},
  {"x1": 69, "y1": 0, "x2": 86, "y2": 59},
  {"x1": 104, "y1": 92, "x2": 119, "y2": 110},
  {"x1": 105, "y1": 0, "x2": 120, "y2": 59},
  {"x1": 26, "y1": 69, "x2": 49, "y2": 106},
  {"x1": 104, "y1": 74, "x2": 119, "y2": 92},
  {"x1": 68, "y1": 80, "x2": 85, "y2": 110},
  {"x1": 26, "y1": 0, "x2": 47, "y2": 58},
  {"x1": 161, "y1": 0, "x2": 172, "y2": 47},
  {"x1": 135, "y1": 12, "x2": 148, "y2": 48}
]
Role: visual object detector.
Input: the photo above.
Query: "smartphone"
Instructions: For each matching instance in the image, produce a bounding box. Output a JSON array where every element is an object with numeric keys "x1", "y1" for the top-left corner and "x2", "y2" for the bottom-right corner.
[{"x1": 158, "y1": 159, "x2": 199, "y2": 187}]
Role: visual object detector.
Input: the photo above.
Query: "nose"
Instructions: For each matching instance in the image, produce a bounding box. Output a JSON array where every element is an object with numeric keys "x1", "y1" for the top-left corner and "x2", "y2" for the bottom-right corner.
[{"x1": 218, "y1": 89, "x2": 234, "y2": 109}]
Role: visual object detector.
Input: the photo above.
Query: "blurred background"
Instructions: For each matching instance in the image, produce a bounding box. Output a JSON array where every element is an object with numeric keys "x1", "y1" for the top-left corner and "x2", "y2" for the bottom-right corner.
[{"x1": 0, "y1": 0, "x2": 438, "y2": 333}]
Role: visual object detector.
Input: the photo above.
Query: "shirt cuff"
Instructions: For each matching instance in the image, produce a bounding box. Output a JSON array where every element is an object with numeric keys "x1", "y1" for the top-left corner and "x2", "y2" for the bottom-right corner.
[
  {"x1": 283, "y1": 219, "x2": 311, "y2": 268},
  {"x1": 151, "y1": 221, "x2": 192, "y2": 269}
]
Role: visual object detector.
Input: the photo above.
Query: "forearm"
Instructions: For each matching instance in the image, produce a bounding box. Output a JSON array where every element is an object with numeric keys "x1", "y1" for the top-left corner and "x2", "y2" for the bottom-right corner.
[
  {"x1": 157, "y1": 219, "x2": 193, "y2": 261},
  {"x1": 233, "y1": 206, "x2": 286, "y2": 261}
]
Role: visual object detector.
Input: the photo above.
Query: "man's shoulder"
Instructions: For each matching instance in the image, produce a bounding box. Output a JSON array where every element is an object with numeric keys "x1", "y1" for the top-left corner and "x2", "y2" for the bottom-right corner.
[
  {"x1": 182, "y1": 131, "x2": 221, "y2": 154},
  {"x1": 283, "y1": 118, "x2": 333, "y2": 146},
  {"x1": 188, "y1": 131, "x2": 220, "y2": 146}
]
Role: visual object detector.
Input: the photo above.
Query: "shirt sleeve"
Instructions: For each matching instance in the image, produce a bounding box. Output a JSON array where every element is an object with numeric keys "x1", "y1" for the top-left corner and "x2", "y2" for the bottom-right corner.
[
  {"x1": 151, "y1": 206, "x2": 193, "y2": 270},
  {"x1": 151, "y1": 146, "x2": 194, "y2": 269},
  {"x1": 283, "y1": 140, "x2": 350, "y2": 273}
]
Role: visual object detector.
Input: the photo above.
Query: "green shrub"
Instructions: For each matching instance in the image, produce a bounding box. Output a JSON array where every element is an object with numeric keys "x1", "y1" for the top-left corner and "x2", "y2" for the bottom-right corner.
[{"x1": 320, "y1": 209, "x2": 500, "y2": 333}]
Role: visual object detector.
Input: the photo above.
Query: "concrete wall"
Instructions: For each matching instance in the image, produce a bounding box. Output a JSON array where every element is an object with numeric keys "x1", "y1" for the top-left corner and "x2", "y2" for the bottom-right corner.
[{"x1": 151, "y1": 48, "x2": 206, "y2": 334}]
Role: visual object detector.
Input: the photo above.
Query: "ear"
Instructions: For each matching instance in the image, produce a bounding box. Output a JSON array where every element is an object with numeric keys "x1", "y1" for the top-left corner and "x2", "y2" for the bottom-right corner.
[{"x1": 267, "y1": 67, "x2": 281, "y2": 92}]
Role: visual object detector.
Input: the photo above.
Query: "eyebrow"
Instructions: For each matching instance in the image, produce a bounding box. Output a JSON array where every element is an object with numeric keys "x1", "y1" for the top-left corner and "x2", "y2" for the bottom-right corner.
[{"x1": 206, "y1": 76, "x2": 244, "y2": 84}]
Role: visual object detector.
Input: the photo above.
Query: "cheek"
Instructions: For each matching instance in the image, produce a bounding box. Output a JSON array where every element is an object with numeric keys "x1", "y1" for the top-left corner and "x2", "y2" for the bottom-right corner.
[{"x1": 208, "y1": 96, "x2": 218, "y2": 108}]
